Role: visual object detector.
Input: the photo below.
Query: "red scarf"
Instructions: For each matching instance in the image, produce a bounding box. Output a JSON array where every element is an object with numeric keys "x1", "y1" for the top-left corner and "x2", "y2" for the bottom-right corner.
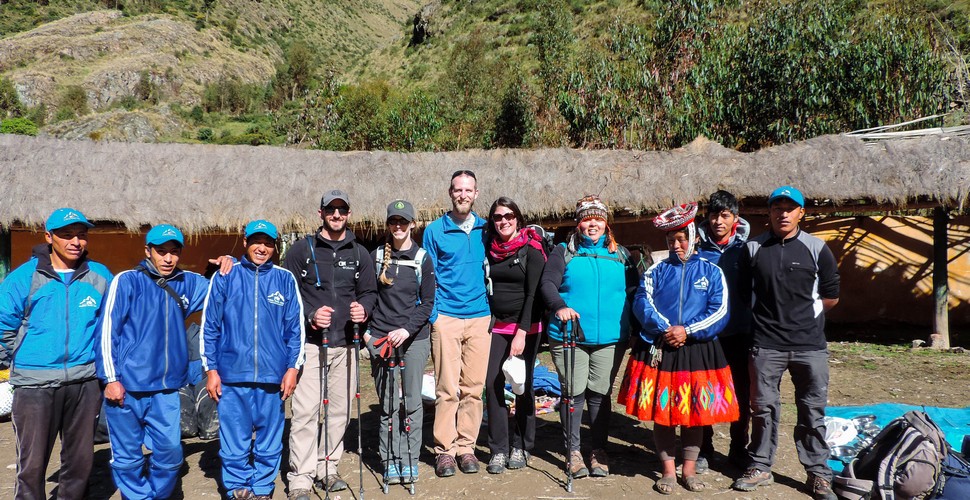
[{"x1": 489, "y1": 227, "x2": 547, "y2": 261}]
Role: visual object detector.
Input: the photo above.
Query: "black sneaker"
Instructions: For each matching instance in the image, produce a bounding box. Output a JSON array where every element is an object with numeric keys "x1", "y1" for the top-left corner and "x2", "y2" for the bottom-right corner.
[
  {"x1": 732, "y1": 467, "x2": 774, "y2": 491},
  {"x1": 486, "y1": 453, "x2": 507, "y2": 474},
  {"x1": 808, "y1": 473, "x2": 837, "y2": 500},
  {"x1": 435, "y1": 454, "x2": 457, "y2": 477},
  {"x1": 507, "y1": 448, "x2": 529, "y2": 469}
]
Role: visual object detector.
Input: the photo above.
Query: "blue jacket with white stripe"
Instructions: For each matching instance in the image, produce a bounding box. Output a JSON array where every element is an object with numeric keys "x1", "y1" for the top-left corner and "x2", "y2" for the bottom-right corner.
[
  {"x1": 200, "y1": 256, "x2": 306, "y2": 384},
  {"x1": 0, "y1": 251, "x2": 112, "y2": 387},
  {"x1": 634, "y1": 253, "x2": 729, "y2": 345},
  {"x1": 97, "y1": 260, "x2": 208, "y2": 392}
]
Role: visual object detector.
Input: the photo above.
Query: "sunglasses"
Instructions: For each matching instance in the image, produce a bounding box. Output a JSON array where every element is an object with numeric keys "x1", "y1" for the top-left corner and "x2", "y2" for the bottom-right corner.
[
  {"x1": 387, "y1": 217, "x2": 410, "y2": 226},
  {"x1": 491, "y1": 212, "x2": 516, "y2": 222},
  {"x1": 323, "y1": 205, "x2": 349, "y2": 216},
  {"x1": 451, "y1": 169, "x2": 477, "y2": 180}
]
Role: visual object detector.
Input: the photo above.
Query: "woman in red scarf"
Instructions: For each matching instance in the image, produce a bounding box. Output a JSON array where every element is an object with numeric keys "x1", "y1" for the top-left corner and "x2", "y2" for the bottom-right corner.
[{"x1": 483, "y1": 196, "x2": 547, "y2": 475}]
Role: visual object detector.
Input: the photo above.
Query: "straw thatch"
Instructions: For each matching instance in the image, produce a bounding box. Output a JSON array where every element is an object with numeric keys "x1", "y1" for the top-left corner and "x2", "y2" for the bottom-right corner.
[{"x1": 1, "y1": 133, "x2": 969, "y2": 234}]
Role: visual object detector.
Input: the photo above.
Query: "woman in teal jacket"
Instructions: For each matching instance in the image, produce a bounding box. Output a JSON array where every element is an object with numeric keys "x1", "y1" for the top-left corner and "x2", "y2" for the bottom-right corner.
[{"x1": 539, "y1": 195, "x2": 638, "y2": 480}]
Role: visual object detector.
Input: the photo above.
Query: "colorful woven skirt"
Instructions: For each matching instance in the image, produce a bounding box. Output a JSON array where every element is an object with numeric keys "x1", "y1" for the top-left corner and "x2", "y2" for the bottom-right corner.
[{"x1": 617, "y1": 338, "x2": 740, "y2": 427}]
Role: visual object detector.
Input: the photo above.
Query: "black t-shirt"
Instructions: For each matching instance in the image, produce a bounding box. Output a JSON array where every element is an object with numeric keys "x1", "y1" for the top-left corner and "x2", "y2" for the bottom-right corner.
[
  {"x1": 367, "y1": 243, "x2": 435, "y2": 341},
  {"x1": 487, "y1": 245, "x2": 546, "y2": 331}
]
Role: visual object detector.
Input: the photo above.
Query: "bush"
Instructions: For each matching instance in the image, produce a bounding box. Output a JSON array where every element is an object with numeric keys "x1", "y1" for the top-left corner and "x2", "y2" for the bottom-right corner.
[
  {"x1": 0, "y1": 117, "x2": 38, "y2": 136},
  {"x1": 58, "y1": 85, "x2": 89, "y2": 118},
  {"x1": 0, "y1": 77, "x2": 23, "y2": 118},
  {"x1": 197, "y1": 127, "x2": 214, "y2": 142}
]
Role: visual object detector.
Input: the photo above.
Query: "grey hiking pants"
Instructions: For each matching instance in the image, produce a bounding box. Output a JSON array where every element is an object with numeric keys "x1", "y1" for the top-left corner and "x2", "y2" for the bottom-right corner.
[{"x1": 747, "y1": 347, "x2": 833, "y2": 481}]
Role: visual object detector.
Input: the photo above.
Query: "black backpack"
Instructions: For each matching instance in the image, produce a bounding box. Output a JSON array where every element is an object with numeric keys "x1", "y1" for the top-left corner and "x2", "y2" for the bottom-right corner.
[{"x1": 834, "y1": 411, "x2": 949, "y2": 500}]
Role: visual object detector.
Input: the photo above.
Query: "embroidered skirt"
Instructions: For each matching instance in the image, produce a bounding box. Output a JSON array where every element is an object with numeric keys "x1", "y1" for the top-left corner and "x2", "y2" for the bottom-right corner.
[{"x1": 617, "y1": 338, "x2": 739, "y2": 427}]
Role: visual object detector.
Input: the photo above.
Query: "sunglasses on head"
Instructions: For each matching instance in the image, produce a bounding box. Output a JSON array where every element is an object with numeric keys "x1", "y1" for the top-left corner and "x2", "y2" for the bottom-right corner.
[
  {"x1": 451, "y1": 169, "x2": 476, "y2": 180},
  {"x1": 323, "y1": 205, "x2": 349, "y2": 215},
  {"x1": 491, "y1": 212, "x2": 516, "y2": 222}
]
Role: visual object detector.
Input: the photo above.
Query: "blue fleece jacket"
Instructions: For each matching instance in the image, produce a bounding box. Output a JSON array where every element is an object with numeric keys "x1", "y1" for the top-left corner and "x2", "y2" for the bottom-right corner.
[
  {"x1": 200, "y1": 256, "x2": 306, "y2": 384},
  {"x1": 0, "y1": 252, "x2": 112, "y2": 387},
  {"x1": 97, "y1": 260, "x2": 208, "y2": 392},
  {"x1": 634, "y1": 253, "x2": 729, "y2": 345},
  {"x1": 540, "y1": 235, "x2": 632, "y2": 346},
  {"x1": 422, "y1": 212, "x2": 490, "y2": 320}
]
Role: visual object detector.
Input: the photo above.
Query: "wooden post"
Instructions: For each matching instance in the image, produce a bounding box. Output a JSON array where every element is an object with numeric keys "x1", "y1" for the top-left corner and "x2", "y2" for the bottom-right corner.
[
  {"x1": 929, "y1": 206, "x2": 950, "y2": 348},
  {"x1": 0, "y1": 227, "x2": 10, "y2": 280}
]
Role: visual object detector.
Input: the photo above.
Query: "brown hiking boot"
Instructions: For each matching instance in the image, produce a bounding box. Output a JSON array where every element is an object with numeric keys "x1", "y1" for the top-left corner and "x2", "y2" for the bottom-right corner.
[
  {"x1": 732, "y1": 467, "x2": 774, "y2": 491},
  {"x1": 808, "y1": 473, "x2": 837, "y2": 500},
  {"x1": 568, "y1": 450, "x2": 589, "y2": 478},
  {"x1": 589, "y1": 448, "x2": 610, "y2": 477}
]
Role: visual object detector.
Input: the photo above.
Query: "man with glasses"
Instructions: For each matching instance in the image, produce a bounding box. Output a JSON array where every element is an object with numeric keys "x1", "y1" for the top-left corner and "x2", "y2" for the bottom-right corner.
[
  {"x1": 283, "y1": 190, "x2": 377, "y2": 500},
  {"x1": 422, "y1": 170, "x2": 491, "y2": 477}
]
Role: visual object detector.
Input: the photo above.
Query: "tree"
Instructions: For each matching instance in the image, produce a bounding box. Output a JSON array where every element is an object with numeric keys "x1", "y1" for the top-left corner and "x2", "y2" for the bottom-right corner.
[{"x1": 0, "y1": 78, "x2": 23, "y2": 119}]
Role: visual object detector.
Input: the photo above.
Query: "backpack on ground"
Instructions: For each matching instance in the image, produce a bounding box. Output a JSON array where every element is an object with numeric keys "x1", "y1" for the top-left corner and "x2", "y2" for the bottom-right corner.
[
  {"x1": 834, "y1": 410, "x2": 948, "y2": 500},
  {"x1": 932, "y1": 450, "x2": 970, "y2": 500}
]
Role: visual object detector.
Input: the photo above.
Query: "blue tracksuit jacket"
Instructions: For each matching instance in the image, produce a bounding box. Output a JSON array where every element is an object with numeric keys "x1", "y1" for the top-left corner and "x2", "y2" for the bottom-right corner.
[
  {"x1": 97, "y1": 260, "x2": 208, "y2": 391},
  {"x1": 0, "y1": 251, "x2": 112, "y2": 387},
  {"x1": 200, "y1": 256, "x2": 306, "y2": 383},
  {"x1": 635, "y1": 253, "x2": 729, "y2": 345}
]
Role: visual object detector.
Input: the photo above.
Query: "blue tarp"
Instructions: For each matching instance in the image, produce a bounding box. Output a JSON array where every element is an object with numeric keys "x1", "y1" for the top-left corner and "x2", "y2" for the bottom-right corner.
[{"x1": 825, "y1": 404, "x2": 970, "y2": 473}]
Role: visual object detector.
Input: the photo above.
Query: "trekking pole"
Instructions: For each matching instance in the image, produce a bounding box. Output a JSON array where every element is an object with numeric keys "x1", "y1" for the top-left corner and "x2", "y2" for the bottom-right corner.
[
  {"x1": 321, "y1": 329, "x2": 331, "y2": 500},
  {"x1": 398, "y1": 347, "x2": 415, "y2": 496},
  {"x1": 382, "y1": 352, "x2": 397, "y2": 494},
  {"x1": 563, "y1": 319, "x2": 574, "y2": 493},
  {"x1": 353, "y1": 324, "x2": 365, "y2": 500}
]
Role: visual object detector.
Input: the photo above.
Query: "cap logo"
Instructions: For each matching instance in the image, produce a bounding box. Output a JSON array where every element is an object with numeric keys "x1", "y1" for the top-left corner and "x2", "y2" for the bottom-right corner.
[
  {"x1": 162, "y1": 228, "x2": 177, "y2": 237},
  {"x1": 331, "y1": 190, "x2": 341, "y2": 196},
  {"x1": 255, "y1": 222, "x2": 267, "y2": 229},
  {"x1": 781, "y1": 189, "x2": 791, "y2": 196},
  {"x1": 63, "y1": 211, "x2": 80, "y2": 221},
  {"x1": 394, "y1": 201, "x2": 405, "y2": 209}
]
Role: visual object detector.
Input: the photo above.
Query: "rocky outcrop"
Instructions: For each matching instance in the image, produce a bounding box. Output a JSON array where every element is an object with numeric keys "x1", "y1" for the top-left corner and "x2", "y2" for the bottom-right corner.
[
  {"x1": 411, "y1": 1, "x2": 442, "y2": 46},
  {"x1": 42, "y1": 108, "x2": 181, "y2": 142}
]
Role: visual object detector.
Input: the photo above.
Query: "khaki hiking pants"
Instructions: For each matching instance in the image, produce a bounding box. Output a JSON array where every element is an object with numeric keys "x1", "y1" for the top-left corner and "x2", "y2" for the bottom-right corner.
[
  {"x1": 287, "y1": 342, "x2": 357, "y2": 490},
  {"x1": 431, "y1": 314, "x2": 491, "y2": 457}
]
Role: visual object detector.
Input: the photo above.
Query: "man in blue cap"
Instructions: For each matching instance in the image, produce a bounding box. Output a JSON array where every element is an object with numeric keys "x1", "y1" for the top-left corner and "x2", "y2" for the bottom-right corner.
[
  {"x1": 732, "y1": 186, "x2": 841, "y2": 500},
  {"x1": 97, "y1": 224, "x2": 210, "y2": 500},
  {"x1": 201, "y1": 220, "x2": 306, "y2": 500},
  {"x1": 0, "y1": 208, "x2": 113, "y2": 500}
]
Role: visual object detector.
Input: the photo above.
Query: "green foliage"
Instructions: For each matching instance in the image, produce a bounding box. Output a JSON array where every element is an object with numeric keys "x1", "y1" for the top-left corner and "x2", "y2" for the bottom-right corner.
[
  {"x1": 134, "y1": 70, "x2": 160, "y2": 104},
  {"x1": 57, "y1": 85, "x2": 89, "y2": 120},
  {"x1": 437, "y1": 30, "x2": 505, "y2": 149},
  {"x1": 202, "y1": 76, "x2": 264, "y2": 114},
  {"x1": 269, "y1": 41, "x2": 317, "y2": 108},
  {"x1": 384, "y1": 89, "x2": 443, "y2": 151},
  {"x1": 197, "y1": 127, "x2": 214, "y2": 141},
  {"x1": 0, "y1": 117, "x2": 39, "y2": 136},
  {"x1": 493, "y1": 75, "x2": 535, "y2": 148},
  {"x1": 532, "y1": 0, "x2": 574, "y2": 98},
  {"x1": 0, "y1": 77, "x2": 24, "y2": 119}
]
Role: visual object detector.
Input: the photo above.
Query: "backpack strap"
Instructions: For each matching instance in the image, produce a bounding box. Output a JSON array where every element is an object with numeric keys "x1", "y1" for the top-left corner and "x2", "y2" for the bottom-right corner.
[
  {"x1": 135, "y1": 265, "x2": 187, "y2": 315},
  {"x1": 375, "y1": 247, "x2": 426, "y2": 305}
]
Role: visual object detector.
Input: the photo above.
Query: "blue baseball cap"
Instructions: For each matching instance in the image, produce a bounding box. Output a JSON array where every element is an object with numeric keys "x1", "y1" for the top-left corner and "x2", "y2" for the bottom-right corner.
[
  {"x1": 146, "y1": 224, "x2": 184, "y2": 246},
  {"x1": 244, "y1": 219, "x2": 278, "y2": 240},
  {"x1": 45, "y1": 208, "x2": 94, "y2": 232},
  {"x1": 768, "y1": 185, "x2": 805, "y2": 207}
]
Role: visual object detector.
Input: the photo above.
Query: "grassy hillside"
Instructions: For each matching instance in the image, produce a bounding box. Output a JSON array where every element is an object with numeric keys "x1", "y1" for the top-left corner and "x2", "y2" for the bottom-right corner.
[{"x1": 0, "y1": 0, "x2": 967, "y2": 149}]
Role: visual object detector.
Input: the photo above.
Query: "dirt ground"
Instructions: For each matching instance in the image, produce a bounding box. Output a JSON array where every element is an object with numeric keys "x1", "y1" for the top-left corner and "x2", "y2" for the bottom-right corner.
[{"x1": 2, "y1": 339, "x2": 970, "y2": 500}]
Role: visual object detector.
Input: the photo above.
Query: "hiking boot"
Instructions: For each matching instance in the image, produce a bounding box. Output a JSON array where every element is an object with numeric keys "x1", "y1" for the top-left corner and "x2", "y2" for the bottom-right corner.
[
  {"x1": 486, "y1": 453, "x2": 507, "y2": 474},
  {"x1": 568, "y1": 450, "x2": 589, "y2": 479},
  {"x1": 733, "y1": 467, "x2": 774, "y2": 491},
  {"x1": 401, "y1": 464, "x2": 419, "y2": 484},
  {"x1": 435, "y1": 454, "x2": 457, "y2": 477},
  {"x1": 384, "y1": 463, "x2": 402, "y2": 485},
  {"x1": 508, "y1": 448, "x2": 529, "y2": 469},
  {"x1": 589, "y1": 448, "x2": 610, "y2": 477},
  {"x1": 317, "y1": 474, "x2": 348, "y2": 492},
  {"x1": 808, "y1": 473, "x2": 837, "y2": 500},
  {"x1": 231, "y1": 489, "x2": 255, "y2": 500},
  {"x1": 458, "y1": 453, "x2": 480, "y2": 473},
  {"x1": 695, "y1": 455, "x2": 710, "y2": 474},
  {"x1": 286, "y1": 488, "x2": 311, "y2": 500}
]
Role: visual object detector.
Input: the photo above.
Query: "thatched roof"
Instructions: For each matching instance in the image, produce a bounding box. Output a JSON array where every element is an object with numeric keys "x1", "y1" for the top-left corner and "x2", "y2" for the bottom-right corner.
[{"x1": 1, "y1": 133, "x2": 968, "y2": 234}]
